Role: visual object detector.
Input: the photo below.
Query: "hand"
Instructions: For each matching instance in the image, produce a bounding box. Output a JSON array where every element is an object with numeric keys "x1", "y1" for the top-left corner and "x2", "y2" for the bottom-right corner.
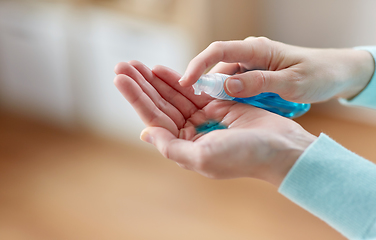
[
  {"x1": 179, "y1": 37, "x2": 375, "y2": 103},
  {"x1": 114, "y1": 61, "x2": 317, "y2": 187}
]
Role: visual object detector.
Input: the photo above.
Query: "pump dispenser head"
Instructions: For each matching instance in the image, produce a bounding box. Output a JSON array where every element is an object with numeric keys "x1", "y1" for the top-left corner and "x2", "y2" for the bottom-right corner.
[{"x1": 193, "y1": 73, "x2": 234, "y2": 100}]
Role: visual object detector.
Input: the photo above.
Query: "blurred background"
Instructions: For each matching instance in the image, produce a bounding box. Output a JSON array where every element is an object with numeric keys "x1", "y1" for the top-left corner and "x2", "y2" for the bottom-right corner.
[{"x1": 0, "y1": 0, "x2": 376, "y2": 239}]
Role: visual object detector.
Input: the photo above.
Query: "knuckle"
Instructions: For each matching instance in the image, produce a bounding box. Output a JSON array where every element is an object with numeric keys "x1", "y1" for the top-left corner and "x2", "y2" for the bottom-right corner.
[
  {"x1": 250, "y1": 36, "x2": 272, "y2": 51},
  {"x1": 244, "y1": 36, "x2": 256, "y2": 41},
  {"x1": 208, "y1": 41, "x2": 225, "y2": 51},
  {"x1": 255, "y1": 36, "x2": 271, "y2": 45},
  {"x1": 251, "y1": 70, "x2": 267, "y2": 92}
]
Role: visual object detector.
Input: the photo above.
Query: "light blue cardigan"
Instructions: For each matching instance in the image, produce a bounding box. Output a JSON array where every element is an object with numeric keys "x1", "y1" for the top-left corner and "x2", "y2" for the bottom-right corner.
[{"x1": 279, "y1": 46, "x2": 376, "y2": 240}]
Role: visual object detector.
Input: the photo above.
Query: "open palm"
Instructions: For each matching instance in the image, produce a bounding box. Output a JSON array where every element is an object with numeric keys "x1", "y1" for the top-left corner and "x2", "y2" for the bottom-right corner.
[{"x1": 114, "y1": 61, "x2": 315, "y2": 183}]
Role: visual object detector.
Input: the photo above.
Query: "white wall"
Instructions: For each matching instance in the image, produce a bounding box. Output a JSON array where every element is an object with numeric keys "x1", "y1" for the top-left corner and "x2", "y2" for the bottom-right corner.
[
  {"x1": 259, "y1": 0, "x2": 376, "y2": 48},
  {"x1": 0, "y1": 1, "x2": 194, "y2": 141}
]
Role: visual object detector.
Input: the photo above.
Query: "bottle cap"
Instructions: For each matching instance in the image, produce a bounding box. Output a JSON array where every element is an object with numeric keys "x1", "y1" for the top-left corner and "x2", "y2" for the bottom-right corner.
[{"x1": 193, "y1": 73, "x2": 234, "y2": 100}]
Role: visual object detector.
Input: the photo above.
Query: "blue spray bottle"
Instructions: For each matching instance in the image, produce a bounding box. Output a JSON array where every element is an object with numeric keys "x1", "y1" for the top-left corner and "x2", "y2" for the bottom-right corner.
[{"x1": 193, "y1": 73, "x2": 310, "y2": 118}]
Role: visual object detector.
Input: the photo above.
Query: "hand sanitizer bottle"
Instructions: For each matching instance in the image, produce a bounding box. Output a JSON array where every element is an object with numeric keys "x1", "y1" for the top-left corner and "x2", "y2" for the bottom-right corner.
[{"x1": 193, "y1": 73, "x2": 310, "y2": 118}]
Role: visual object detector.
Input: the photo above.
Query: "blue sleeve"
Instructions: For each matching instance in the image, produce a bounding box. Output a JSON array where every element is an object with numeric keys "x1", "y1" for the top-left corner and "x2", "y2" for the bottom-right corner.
[
  {"x1": 278, "y1": 46, "x2": 376, "y2": 239},
  {"x1": 339, "y1": 46, "x2": 376, "y2": 109},
  {"x1": 278, "y1": 134, "x2": 376, "y2": 239}
]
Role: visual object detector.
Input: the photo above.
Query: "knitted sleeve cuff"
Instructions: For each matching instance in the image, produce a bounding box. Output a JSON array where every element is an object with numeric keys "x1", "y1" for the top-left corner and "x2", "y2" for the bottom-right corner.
[{"x1": 278, "y1": 133, "x2": 376, "y2": 239}]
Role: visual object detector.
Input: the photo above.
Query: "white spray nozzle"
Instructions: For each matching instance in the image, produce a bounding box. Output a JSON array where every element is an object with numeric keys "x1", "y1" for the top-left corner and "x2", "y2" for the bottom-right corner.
[
  {"x1": 193, "y1": 73, "x2": 234, "y2": 100},
  {"x1": 194, "y1": 84, "x2": 202, "y2": 95}
]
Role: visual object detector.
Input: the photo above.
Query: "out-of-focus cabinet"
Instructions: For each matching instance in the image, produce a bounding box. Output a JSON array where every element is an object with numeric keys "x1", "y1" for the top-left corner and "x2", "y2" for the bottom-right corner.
[
  {"x1": 49, "y1": 0, "x2": 260, "y2": 52},
  {"x1": 0, "y1": 0, "x2": 259, "y2": 142}
]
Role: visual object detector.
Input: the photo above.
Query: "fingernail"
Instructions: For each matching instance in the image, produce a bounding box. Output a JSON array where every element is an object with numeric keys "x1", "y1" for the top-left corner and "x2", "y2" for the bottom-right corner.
[
  {"x1": 226, "y1": 79, "x2": 244, "y2": 94},
  {"x1": 178, "y1": 76, "x2": 185, "y2": 83},
  {"x1": 178, "y1": 75, "x2": 187, "y2": 86},
  {"x1": 140, "y1": 130, "x2": 153, "y2": 144}
]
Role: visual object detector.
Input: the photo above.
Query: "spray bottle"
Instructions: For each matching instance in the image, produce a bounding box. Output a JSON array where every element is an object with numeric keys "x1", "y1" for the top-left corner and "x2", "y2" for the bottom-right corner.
[{"x1": 193, "y1": 73, "x2": 310, "y2": 118}]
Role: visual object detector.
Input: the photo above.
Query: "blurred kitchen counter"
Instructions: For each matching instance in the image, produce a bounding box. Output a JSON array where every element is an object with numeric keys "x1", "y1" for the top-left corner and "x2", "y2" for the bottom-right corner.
[{"x1": 2, "y1": 108, "x2": 371, "y2": 240}]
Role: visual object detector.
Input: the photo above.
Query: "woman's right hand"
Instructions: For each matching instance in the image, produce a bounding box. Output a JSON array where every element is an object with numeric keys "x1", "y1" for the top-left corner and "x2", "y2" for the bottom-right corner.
[{"x1": 179, "y1": 37, "x2": 375, "y2": 103}]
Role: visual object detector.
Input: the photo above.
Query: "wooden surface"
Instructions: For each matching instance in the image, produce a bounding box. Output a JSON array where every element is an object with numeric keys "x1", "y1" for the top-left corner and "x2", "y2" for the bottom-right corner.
[{"x1": 3, "y1": 108, "x2": 375, "y2": 240}]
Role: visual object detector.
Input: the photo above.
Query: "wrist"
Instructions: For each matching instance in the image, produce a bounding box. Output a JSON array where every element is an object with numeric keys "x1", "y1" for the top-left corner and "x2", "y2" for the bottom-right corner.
[
  {"x1": 338, "y1": 49, "x2": 375, "y2": 100},
  {"x1": 264, "y1": 130, "x2": 317, "y2": 187}
]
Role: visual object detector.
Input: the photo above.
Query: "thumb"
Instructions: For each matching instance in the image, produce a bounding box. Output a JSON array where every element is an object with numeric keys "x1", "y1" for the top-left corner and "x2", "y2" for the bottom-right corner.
[
  {"x1": 224, "y1": 70, "x2": 294, "y2": 99},
  {"x1": 140, "y1": 127, "x2": 175, "y2": 157},
  {"x1": 140, "y1": 127, "x2": 197, "y2": 164}
]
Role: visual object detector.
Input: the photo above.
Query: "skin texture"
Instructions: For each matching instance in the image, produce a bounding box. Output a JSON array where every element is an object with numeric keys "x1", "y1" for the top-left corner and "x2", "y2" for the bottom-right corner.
[{"x1": 114, "y1": 61, "x2": 316, "y2": 187}]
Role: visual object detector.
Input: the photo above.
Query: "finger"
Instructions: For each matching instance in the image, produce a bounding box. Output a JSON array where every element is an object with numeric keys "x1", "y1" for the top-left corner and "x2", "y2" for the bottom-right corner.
[
  {"x1": 140, "y1": 127, "x2": 199, "y2": 165},
  {"x1": 152, "y1": 65, "x2": 212, "y2": 109},
  {"x1": 208, "y1": 62, "x2": 242, "y2": 75},
  {"x1": 114, "y1": 74, "x2": 179, "y2": 136},
  {"x1": 131, "y1": 62, "x2": 198, "y2": 120},
  {"x1": 179, "y1": 37, "x2": 274, "y2": 87},
  {"x1": 114, "y1": 62, "x2": 131, "y2": 75},
  {"x1": 115, "y1": 61, "x2": 186, "y2": 128},
  {"x1": 115, "y1": 61, "x2": 159, "y2": 101},
  {"x1": 114, "y1": 62, "x2": 124, "y2": 75},
  {"x1": 178, "y1": 125, "x2": 197, "y2": 140},
  {"x1": 176, "y1": 163, "x2": 192, "y2": 170},
  {"x1": 224, "y1": 69, "x2": 297, "y2": 100}
]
